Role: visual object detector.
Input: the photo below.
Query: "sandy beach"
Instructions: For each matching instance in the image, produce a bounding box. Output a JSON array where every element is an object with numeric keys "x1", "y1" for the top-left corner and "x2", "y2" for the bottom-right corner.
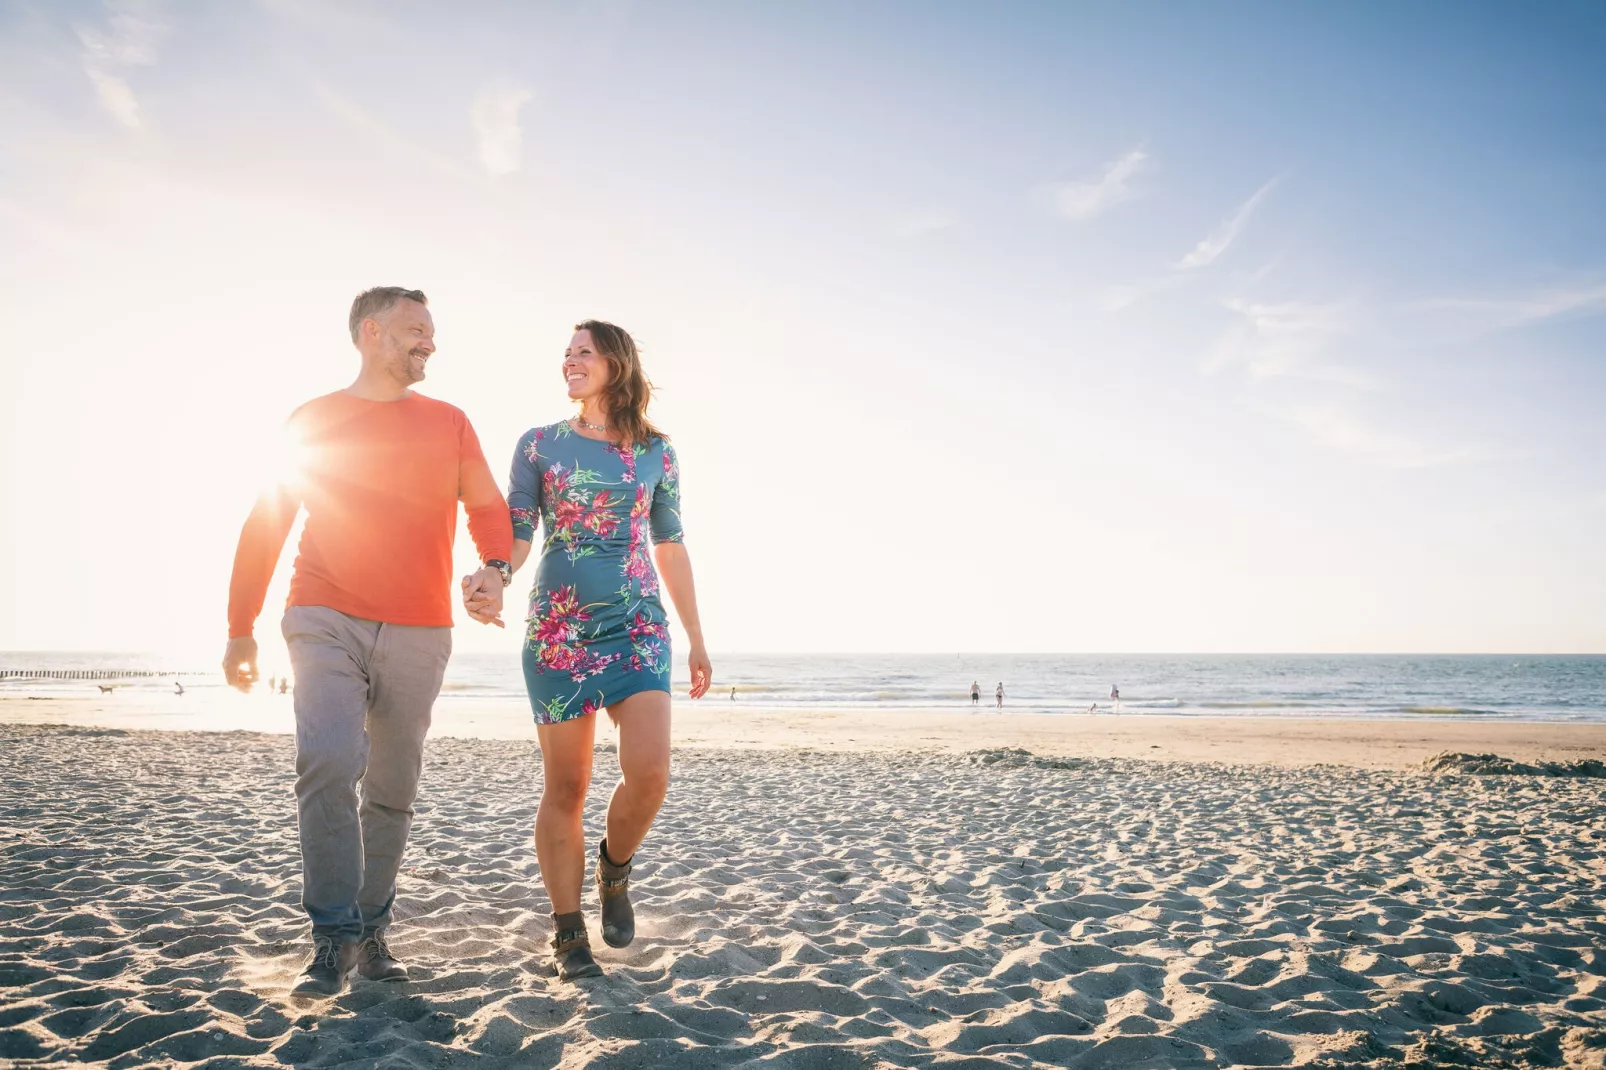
[
  {"x1": 8, "y1": 694, "x2": 1606, "y2": 770},
  {"x1": 2, "y1": 711, "x2": 1604, "y2": 1069}
]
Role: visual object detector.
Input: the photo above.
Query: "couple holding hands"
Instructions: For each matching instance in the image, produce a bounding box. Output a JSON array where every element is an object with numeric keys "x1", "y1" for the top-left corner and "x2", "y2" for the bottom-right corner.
[{"x1": 224, "y1": 286, "x2": 710, "y2": 994}]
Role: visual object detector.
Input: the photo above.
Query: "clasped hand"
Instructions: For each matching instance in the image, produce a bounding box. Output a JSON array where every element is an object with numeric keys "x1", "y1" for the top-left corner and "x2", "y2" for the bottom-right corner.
[{"x1": 460, "y1": 567, "x2": 505, "y2": 628}]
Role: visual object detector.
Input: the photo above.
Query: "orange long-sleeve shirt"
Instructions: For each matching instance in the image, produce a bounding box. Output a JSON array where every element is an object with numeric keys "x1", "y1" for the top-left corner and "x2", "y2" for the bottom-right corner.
[{"x1": 227, "y1": 391, "x2": 513, "y2": 638}]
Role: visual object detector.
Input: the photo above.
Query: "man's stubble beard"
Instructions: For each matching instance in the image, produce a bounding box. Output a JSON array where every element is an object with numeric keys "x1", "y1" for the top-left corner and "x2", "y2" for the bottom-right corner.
[{"x1": 389, "y1": 346, "x2": 427, "y2": 385}]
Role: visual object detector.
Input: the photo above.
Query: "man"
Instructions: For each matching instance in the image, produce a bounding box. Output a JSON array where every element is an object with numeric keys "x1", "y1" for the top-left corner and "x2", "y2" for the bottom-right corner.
[{"x1": 225, "y1": 287, "x2": 513, "y2": 997}]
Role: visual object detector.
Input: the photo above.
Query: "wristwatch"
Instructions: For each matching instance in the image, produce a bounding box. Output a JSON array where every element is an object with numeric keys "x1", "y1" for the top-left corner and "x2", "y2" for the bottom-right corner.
[{"x1": 484, "y1": 559, "x2": 512, "y2": 587}]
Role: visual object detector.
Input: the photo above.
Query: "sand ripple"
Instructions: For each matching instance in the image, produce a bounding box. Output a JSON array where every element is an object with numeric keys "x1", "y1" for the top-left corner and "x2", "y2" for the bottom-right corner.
[{"x1": 1, "y1": 726, "x2": 1603, "y2": 1068}]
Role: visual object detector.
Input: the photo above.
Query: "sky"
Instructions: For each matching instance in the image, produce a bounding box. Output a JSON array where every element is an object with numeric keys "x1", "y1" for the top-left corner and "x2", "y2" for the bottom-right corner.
[{"x1": 1, "y1": 0, "x2": 1604, "y2": 663}]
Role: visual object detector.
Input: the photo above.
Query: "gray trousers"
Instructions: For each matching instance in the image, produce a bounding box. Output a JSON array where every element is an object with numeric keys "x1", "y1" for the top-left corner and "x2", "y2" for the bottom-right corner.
[{"x1": 282, "y1": 606, "x2": 451, "y2": 940}]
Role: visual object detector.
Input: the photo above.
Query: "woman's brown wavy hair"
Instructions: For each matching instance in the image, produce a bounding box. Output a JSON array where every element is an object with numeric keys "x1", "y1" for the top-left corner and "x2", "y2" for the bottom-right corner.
[{"x1": 575, "y1": 319, "x2": 666, "y2": 447}]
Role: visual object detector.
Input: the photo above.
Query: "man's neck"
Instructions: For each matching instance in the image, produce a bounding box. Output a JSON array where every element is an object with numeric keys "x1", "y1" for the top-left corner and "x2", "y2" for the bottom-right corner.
[{"x1": 345, "y1": 368, "x2": 411, "y2": 402}]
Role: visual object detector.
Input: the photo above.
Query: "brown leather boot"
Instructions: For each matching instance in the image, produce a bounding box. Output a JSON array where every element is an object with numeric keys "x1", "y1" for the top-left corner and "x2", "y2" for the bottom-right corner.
[
  {"x1": 550, "y1": 913, "x2": 602, "y2": 981},
  {"x1": 596, "y1": 839, "x2": 635, "y2": 949},
  {"x1": 356, "y1": 928, "x2": 407, "y2": 982}
]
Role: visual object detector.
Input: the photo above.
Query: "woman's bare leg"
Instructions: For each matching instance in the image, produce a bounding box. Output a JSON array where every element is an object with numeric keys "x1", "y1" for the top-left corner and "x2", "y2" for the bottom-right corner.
[
  {"x1": 603, "y1": 689, "x2": 672, "y2": 862},
  {"x1": 535, "y1": 714, "x2": 598, "y2": 914}
]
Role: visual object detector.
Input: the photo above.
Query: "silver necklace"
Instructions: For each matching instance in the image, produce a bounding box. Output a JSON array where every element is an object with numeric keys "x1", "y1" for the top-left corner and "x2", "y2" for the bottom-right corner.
[{"x1": 576, "y1": 415, "x2": 610, "y2": 434}]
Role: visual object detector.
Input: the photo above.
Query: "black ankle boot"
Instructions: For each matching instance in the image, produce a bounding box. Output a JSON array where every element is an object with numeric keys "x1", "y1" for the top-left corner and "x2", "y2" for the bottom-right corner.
[
  {"x1": 550, "y1": 912, "x2": 602, "y2": 981},
  {"x1": 596, "y1": 839, "x2": 635, "y2": 949}
]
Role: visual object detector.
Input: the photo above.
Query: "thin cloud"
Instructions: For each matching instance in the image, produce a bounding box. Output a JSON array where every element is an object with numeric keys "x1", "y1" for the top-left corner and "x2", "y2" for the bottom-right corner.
[
  {"x1": 471, "y1": 86, "x2": 534, "y2": 178},
  {"x1": 1176, "y1": 177, "x2": 1278, "y2": 269},
  {"x1": 1049, "y1": 148, "x2": 1148, "y2": 222},
  {"x1": 1276, "y1": 404, "x2": 1476, "y2": 469},
  {"x1": 1205, "y1": 297, "x2": 1376, "y2": 388},
  {"x1": 314, "y1": 81, "x2": 477, "y2": 184},
  {"x1": 75, "y1": 0, "x2": 166, "y2": 130},
  {"x1": 1418, "y1": 283, "x2": 1606, "y2": 330},
  {"x1": 1210, "y1": 294, "x2": 1483, "y2": 467}
]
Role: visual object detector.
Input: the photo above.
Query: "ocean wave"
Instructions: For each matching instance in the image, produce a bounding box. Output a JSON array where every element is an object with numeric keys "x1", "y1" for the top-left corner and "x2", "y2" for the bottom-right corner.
[{"x1": 1396, "y1": 706, "x2": 1502, "y2": 717}]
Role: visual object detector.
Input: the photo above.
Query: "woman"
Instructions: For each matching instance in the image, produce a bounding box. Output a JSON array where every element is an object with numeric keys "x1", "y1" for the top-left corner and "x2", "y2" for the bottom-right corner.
[{"x1": 502, "y1": 320, "x2": 711, "y2": 980}]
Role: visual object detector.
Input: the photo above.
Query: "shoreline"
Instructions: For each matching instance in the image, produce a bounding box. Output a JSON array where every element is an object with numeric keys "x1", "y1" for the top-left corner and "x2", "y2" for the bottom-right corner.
[{"x1": 6, "y1": 695, "x2": 1606, "y2": 770}]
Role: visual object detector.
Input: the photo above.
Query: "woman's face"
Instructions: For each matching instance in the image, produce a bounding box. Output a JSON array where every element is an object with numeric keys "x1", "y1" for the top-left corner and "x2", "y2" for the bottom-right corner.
[{"x1": 564, "y1": 329, "x2": 611, "y2": 403}]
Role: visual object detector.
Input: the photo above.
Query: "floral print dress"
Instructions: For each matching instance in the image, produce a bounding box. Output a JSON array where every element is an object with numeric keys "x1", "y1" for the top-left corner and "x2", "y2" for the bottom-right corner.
[{"x1": 507, "y1": 421, "x2": 683, "y2": 724}]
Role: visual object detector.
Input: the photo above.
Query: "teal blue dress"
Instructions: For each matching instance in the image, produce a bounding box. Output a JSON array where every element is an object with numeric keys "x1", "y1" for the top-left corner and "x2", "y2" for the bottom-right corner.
[{"x1": 507, "y1": 421, "x2": 683, "y2": 723}]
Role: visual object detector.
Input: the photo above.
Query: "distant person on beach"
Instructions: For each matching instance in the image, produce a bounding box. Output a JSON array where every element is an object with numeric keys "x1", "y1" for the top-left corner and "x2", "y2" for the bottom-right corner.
[
  {"x1": 174, "y1": 681, "x2": 184, "y2": 696},
  {"x1": 476, "y1": 320, "x2": 710, "y2": 981},
  {"x1": 730, "y1": 687, "x2": 736, "y2": 701},
  {"x1": 224, "y1": 287, "x2": 512, "y2": 998},
  {"x1": 995, "y1": 682, "x2": 1004, "y2": 710},
  {"x1": 970, "y1": 681, "x2": 980, "y2": 706},
  {"x1": 1110, "y1": 685, "x2": 1120, "y2": 712},
  {"x1": 280, "y1": 679, "x2": 289, "y2": 695}
]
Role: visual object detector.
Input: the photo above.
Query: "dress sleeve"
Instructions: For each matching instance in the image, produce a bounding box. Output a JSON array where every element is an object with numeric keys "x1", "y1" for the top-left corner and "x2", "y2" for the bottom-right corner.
[
  {"x1": 649, "y1": 441, "x2": 684, "y2": 545},
  {"x1": 508, "y1": 429, "x2": 543, "y2": 543}
]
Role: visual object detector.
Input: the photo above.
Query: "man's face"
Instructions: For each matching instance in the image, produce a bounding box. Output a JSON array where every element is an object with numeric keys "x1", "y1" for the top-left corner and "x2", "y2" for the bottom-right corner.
[{"x1": 376, "y1": 299, "x2": 435, "y2": 384}]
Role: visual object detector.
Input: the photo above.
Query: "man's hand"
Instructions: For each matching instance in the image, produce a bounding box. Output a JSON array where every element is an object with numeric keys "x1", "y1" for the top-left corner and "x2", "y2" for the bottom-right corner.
[
  {"x1": 687, "y1": 642, "x2": 712, "y2": 699},
  {"x1": 460, "y1": 567, "x2": 505, "y2": 627},
  {"x1": 224, "y1": 636, "x2": 260, "y2": 692}
]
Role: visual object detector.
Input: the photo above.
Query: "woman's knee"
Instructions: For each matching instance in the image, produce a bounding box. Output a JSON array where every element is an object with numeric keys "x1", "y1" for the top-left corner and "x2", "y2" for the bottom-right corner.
[
  {"x1": 621, "y1": 755, "x2": 670, "y2": 800},
  {"x1": 541, "y1": 772, "x2": 591, "y2": 814}
]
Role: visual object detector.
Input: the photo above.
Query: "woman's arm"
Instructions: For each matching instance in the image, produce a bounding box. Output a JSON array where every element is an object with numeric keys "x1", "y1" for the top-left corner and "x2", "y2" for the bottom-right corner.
[
  {"x1": 654, "y1": 542, "x2": 711, "y2": 698},
  {"x1": 512, "y1": 538, "x2": 534, "y2": 575}
]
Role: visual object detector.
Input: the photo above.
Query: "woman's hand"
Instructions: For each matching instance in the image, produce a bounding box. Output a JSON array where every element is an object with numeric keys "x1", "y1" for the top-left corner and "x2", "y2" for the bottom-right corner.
[
  {"x1": 460, "y1": 567, "x2": 505, "y2": 627},
  {"x1": 687, "y1": 642, "x2": 712, "y2": 699}
]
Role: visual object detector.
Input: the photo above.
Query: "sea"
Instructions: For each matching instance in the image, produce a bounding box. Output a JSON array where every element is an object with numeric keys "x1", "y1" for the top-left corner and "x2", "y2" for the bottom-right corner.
[{"x1": 3, "y1": 651, "x2": 1605, "y2": 723}]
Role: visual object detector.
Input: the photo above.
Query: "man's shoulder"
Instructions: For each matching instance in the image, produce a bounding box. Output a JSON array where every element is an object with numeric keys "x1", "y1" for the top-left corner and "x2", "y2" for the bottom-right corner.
[
  {"x1": 286, "y1": 391, "x2": 348, "y2": 427},
  {"x1": 407, "y1": 392, "x2": 470, "y2": 422},
  {"x1": 288, "y1": 391, "x2": 471, "y2": 431}
]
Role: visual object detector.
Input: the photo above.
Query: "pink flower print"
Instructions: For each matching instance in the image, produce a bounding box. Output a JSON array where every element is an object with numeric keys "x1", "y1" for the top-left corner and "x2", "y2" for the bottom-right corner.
[
  {"x1": 541, "y1": 643, "x2": 580, "y2": 673},
  {"x1": 581, "y1": 697, "x2": 600, "y2": 716},
  {"x1": 628, "y1": 612, "x2": 668, "y2": 643},
  {"x1": 523, "y1": 428, "x2": 546, "y2": 463},
  {"x1": 548, "y1": 585, "x2": 583, "y2": 618},
  {"x1": 607, "y1": 441, "x2": 640, "y2": 483},
  {"x1": 583, "y1": 491, "x2": 621, "y2": 537},
  {"x1": 552, "y1": 497, "x2": 587, "y2": 533},
  {"x1": 543, "y1": 464, "x2": 572, "y2": 500},
  {"x1": 623, "y1": 547, "x2": 652, "y2": 584}
]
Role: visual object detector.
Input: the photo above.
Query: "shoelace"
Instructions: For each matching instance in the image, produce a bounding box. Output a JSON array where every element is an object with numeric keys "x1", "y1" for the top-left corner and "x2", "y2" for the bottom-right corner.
[
  {"x1": 362, "y1": 932, "x2": 393, "y2": 961},
  {"x1": 311, "y1": 936, "x2": 342, "y2": 970}
]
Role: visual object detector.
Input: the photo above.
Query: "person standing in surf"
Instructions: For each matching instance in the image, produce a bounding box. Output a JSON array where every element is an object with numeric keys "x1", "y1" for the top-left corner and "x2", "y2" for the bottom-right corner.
[{"x1": 486, "y1": 320, "x2": 711, "y2": 980}]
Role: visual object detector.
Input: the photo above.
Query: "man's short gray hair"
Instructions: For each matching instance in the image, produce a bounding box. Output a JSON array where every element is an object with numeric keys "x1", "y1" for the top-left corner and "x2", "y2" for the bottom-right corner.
[{"x1": 348, "y1": 286, "x2": 427, "y2": 343}]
